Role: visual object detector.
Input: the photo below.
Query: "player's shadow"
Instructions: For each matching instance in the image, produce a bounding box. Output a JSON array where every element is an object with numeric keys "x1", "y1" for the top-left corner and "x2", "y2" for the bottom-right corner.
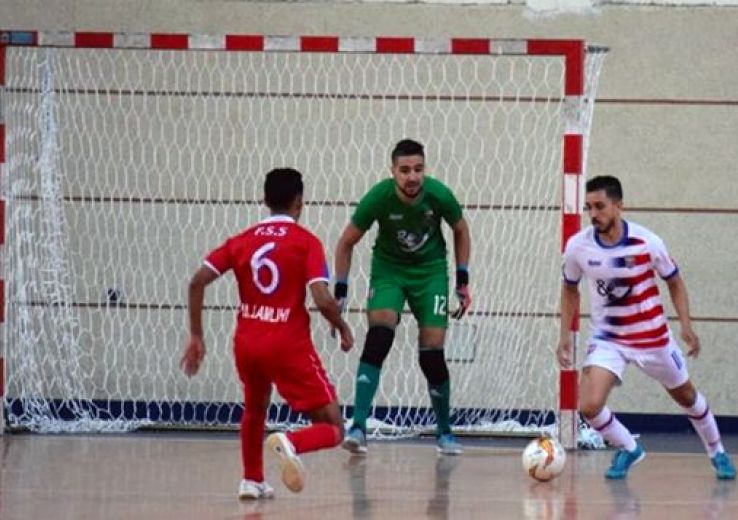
[
  {"x1": 238, "y1": 499, "x2": 266, "y2": 520},
  {"x1": 605, "y1": 479, "x2": 640, "y2": 519},
  {"x1": 426, "y1": 455, "x2": 461, "y2": 519},
  {"x1": 345, "y1": 455, "x2": 371, "y2": 518},
  {"x1": 704, "y1": 479, "x2": 736, "y2": 519}
]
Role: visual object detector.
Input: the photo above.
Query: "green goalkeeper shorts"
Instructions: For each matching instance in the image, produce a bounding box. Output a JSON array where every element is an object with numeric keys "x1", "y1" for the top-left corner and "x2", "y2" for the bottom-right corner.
[{"x1": 367, "y1": 257, "x2": 449, "y2": 328}]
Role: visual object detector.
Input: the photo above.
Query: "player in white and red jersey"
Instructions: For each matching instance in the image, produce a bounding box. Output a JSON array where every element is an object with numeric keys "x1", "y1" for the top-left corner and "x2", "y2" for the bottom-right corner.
[
  {"x1": 563, "y1": 219, "x2": 676, "y2": 350},
  {"x1": 557, "y1": 175, "x2": 735, "y2": 480},
  {"x1": 181, "y1": 168, "x2": 354, "y2": 499}
]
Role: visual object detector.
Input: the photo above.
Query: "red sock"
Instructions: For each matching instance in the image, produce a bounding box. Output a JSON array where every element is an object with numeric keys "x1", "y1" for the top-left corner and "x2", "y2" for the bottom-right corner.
[
  {"x1": 286, "y1": 424, "x2": 341, "y2": 455},
  {"x1": 241, "y1": 408, "x2": 266, "y2": 481}
]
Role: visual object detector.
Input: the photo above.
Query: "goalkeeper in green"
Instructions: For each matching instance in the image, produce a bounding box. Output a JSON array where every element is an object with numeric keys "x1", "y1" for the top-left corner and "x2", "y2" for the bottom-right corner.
[{"x1": 334, "y1": 139, "x2": 472, "y2": 455}]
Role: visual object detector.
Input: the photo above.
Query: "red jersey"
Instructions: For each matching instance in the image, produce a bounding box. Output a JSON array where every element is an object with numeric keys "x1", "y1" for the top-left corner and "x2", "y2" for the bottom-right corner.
[{"x1": 204, "y1": 215, "x2": 330, "y2": 344}]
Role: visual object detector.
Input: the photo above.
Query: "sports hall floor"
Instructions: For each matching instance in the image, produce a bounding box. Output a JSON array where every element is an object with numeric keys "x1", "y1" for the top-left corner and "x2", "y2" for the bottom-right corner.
[{"x1": 2, "y1": 431, "x2": 736, "y2": 519}]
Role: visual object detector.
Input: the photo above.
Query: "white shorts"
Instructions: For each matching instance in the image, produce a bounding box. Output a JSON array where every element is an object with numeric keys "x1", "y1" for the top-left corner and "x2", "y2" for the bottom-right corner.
[{"x1": 583, "y1": 336, "x2": 689, "y2": 390}]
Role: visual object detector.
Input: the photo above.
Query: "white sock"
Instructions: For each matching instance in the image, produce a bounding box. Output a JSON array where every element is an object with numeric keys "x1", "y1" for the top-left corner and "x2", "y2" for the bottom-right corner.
[
  {"x1": 585, "y1": 407, "x2": 637, "y2": 452},
  {"x1": 683, "y1": 392, "x2": 724, "y2": 458}
]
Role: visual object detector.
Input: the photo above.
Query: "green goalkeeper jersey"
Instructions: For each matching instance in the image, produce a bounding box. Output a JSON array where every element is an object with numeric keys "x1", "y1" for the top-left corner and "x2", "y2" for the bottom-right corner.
[{"x1": 351, "y1": 176, "x2": 463, "y2": 267}]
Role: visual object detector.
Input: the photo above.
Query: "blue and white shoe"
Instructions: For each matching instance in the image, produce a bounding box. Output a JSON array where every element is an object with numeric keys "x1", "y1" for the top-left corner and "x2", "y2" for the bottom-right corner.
[
  {"x1": 605, "y1": 443, "x2": 645, "y2": 479},
  {"x1": 711, "y1": 452, "x2": 737, "y2": 480},
  {"x1": 342, "y1": 425, "x2": 368, "y2": 455},
  {"x1": 436, "y1": 433, "x2": 464, "y2": 455}
]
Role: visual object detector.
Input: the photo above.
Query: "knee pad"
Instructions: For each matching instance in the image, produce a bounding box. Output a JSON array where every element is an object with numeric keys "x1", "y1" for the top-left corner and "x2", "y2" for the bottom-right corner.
[
  {"x1": 359, "y1": 326, "x2": 395, "y2": 368},
  {"x1": 418, "y1": 349, "x2": 449, "y2": 386}
]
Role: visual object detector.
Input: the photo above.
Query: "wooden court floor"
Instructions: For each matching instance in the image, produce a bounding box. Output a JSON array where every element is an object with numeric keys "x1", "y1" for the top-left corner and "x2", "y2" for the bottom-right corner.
[{"x1": 1, "y1": 432, "x2": 736, "y2": 519}]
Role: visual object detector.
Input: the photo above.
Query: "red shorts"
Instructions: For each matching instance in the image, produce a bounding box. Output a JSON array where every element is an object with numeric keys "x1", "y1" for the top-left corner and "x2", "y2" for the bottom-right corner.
[{"x1": 233, "y1": 334, "x2": 337, "y2": 413}]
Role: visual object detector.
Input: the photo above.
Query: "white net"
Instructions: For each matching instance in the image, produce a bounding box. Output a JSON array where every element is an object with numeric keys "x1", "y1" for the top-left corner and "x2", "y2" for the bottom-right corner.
[{"x1": 2, "y1": 42, "x2": 606, "y2": 433}]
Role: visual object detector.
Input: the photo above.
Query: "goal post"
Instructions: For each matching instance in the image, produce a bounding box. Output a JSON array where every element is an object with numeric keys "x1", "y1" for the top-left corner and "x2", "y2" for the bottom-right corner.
[{"x1": 0, "y1": 31, "x2": 606, "y2": 441}]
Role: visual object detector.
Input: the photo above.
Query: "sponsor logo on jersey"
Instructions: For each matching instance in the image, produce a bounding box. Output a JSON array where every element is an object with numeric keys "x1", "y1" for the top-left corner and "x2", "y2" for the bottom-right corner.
[
  {"x1": 389, "y1": 213, "x2": 403, "y2": 220},
  {"x1": 587, "y1": 259, "x2": 602, "y2": 266},
  {"x1": 397, "y1": 229, "x2": 430, "y2": 252},
  {"x1": 596, "y1": 278, "x2": 632, "y2": 302}
]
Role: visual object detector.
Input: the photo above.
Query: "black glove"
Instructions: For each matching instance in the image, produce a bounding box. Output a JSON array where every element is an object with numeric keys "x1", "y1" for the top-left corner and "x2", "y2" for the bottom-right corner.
[
  {"x1": 451, "y1": 268, "x2": 471, "y2": 320},
  {"x1": 334, "y1": 281, "x2": 348, "y2": 314}
]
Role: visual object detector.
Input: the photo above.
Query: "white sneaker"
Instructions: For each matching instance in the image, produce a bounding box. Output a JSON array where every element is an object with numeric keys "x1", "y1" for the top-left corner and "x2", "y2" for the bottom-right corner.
[
  {"x1": 266, "y1": 432, "x2": 306, "y2": 493},
  {"x1": 238, "y1": 479, "x2": 275, "y2": 500}
]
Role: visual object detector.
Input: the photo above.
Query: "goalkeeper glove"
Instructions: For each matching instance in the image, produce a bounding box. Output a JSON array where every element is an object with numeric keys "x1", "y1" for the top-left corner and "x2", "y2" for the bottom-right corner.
[
  {"x1": 331, "y1": 281, "x2": 349, "y2": 339},
  {"x1": 334, "y1": 280, "x2": 348, "y2": 314},
  {"x1": 451, "y1": 268, "x2": 471, "y2": 320}
]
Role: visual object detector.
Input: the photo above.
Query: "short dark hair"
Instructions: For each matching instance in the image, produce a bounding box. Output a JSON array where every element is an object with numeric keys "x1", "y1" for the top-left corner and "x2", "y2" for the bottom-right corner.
[
  {"x1": 586, "y1": 175, "x2": 623, "y2": 202},
  {"x1": 264, "y1": 168, "x2": 303, "y2": 212},
  {"x1": 391, "y1": 139, "x2": 425, "y2": 163}
]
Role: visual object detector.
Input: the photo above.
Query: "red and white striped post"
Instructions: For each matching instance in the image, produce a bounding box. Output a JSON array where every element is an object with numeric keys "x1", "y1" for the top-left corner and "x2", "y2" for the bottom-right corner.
[{"x1": 530, "y1": 40, "x2": 586, "y2": 450}]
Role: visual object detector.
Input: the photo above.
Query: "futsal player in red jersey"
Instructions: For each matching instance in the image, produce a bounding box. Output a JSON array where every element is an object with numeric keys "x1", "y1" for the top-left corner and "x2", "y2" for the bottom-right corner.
[{"x1": 181, "y1": 168, "x2": 354, "y2": 498}]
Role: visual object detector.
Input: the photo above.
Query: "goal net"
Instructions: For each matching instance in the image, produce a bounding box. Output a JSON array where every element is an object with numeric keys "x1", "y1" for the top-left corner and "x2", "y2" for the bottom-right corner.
[{"x1": 1, "y1": 33, "x2": 606, "y2": 434}]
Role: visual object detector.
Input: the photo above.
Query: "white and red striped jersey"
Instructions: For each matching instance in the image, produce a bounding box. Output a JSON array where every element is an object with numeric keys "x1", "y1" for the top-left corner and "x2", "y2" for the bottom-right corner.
[{"x1": 562, "y1": 220, "x2": 679, "y2": 349}]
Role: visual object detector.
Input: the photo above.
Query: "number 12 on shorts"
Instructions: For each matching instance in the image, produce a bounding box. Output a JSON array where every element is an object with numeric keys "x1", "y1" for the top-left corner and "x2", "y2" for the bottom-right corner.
[{"x1": 433, "y1": 295, "x2": 447, "y2": 315}]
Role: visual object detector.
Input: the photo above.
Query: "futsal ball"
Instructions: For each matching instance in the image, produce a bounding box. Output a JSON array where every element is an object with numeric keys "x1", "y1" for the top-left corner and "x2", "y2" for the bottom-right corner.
[{"x1": 521, "y1": 436, "x2": 566, "y2": 482}]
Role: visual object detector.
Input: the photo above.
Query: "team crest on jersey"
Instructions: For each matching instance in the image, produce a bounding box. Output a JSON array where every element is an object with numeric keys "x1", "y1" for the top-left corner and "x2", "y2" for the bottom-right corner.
[{"x1": 623, "y1": 255, "x2": 637, "y2": 268}]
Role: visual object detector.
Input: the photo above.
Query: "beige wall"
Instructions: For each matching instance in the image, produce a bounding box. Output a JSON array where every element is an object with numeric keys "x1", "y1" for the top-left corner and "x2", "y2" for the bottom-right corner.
[{"x1": 1, "y1": 0, "x2": 736, "y2": 418}]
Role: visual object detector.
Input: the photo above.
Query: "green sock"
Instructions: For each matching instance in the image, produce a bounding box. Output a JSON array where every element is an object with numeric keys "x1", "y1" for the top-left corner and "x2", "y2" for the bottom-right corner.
[
  {"x1": 351, "y1": 361, "x2": 381, "y2": 432},
  {"x1": 429, "y1": 380, "x2": 451, "y2": 436}
]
